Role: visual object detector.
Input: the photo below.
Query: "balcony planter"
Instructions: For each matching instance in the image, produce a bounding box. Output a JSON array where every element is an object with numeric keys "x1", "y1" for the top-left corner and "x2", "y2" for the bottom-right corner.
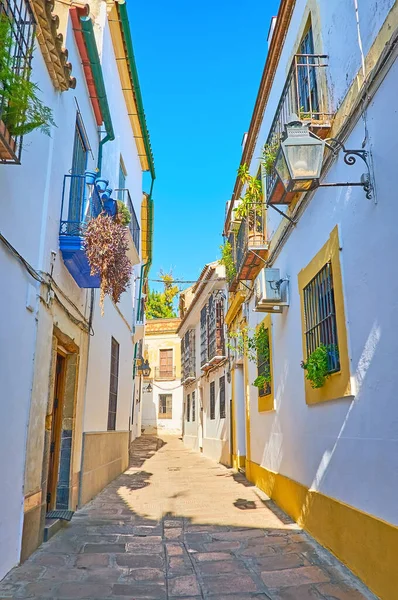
[
  {"x1": 85, "y1": 169, "x2": 98, "y2": 185},
  {"x1": 101, "y1": 187, "x2": 113, "y2": 200},
  {"x1": 95, "y1": 178, "x2": 109, "y2": 192},
  {"x1": 266, "y1": 174, "x2": 296, "y2": 205},
  {"x1": 0, "y1": 119, "x2": 18, "y2": 162}
]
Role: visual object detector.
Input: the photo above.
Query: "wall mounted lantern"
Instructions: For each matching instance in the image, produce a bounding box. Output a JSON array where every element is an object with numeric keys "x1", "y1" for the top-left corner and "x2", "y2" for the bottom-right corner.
[
  {"x1": 144, "y1": 382, "x2": 153, "y2": 393},
  {"x1": 136, "y1": 356, "x2": 151, "y2": 378},
  {"x1": 275, "y1": 115, "x2": 374, "y2": 201}
]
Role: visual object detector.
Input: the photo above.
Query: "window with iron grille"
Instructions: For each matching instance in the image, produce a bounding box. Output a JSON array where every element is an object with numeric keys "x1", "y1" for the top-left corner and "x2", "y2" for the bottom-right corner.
[
  {"x1": 192, "y1": 391, "x2": 196, "y2": 422},
  {"x1": 210, "y1": 381, "x2": 215, "y2": 420},
  {"x1": 208, "y1": 296, "x2": 225, "y2": 361},
  {"x1": 219, "y1": 376, "x2": 226, "y2": 419},
  {"x1": 303, "y1": 262, "x2": 340, "y2": 373},
  {"x1": 158, "y1": 394, "x2": 172, "y2": 419},
  {"x1": 257, "y1": 329, "x2": 271, "y2": 397},
  {"x1": 108, "y1": 338, "x2": 120, "y2": 430},
  {"x1": 186, "y1": 394, "x2": 190, "y2": 422},
  {"x1": 298, "y1": 24, "x2": 319, "y2": 116},
  {"x1": 200, "y1": 305, "x2": 208, "y2": 366}
]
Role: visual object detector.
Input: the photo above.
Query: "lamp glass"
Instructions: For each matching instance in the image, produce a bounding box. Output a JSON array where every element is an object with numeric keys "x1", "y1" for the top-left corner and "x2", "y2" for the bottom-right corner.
[{"x1": 284, "y1": 140, "x2": 324, "y2": 180}]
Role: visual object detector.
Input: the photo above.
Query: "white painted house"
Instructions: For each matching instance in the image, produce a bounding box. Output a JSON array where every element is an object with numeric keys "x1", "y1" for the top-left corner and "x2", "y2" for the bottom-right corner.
[
  {"x1": 0, "y1": 0, "x2": 154, "y2": 577},
  {"x1": 223, "y1": 1, "x2": 398, "y2": 598},
  {"x1": 142, "y1": 318, "x2": 183, "y2": 436},
  {"x1": 178, "y1": 262, "x2": 231, "y2": 465}
]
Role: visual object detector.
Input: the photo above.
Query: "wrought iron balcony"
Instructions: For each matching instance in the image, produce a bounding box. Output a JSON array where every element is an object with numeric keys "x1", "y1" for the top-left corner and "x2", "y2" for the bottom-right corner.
[
  {"x1": 0, "y1": 0, "x2": 36, "y2": 164},
  {"x1": 115, "y1": 188, "x2": 141, "y2": 265},
  {"x1": 154, "y1": 366, "x2": 176, "y2": 380},
  {"x1": 182, "y1": 330, "x2": 196, "y2": 383},
  {"x1": 59, "y1": 174, "x2": 102, "y2": 288},
  {"x1": 201, "y1": 295, "x2": 226, "y2": 370},
  {"x1": 229, "y1": 210, "x2": 268, "y2": 292},
  {"x1": 265, "y1": 53, "x2": 332, "y2": 205}
]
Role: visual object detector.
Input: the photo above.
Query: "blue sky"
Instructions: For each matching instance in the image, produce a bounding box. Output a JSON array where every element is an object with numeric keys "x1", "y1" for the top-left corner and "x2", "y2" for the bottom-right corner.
[{"x1": 129, "y1": 0, "x2": 279, "y2": 291}]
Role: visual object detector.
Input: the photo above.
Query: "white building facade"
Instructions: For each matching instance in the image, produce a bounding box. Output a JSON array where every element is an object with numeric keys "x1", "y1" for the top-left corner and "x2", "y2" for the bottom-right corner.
[
  {"x1": 142, "y1": 318, "x2": 184, "y2": 436},
  {"x1": 179, "y1": 262, "x2": 231, "y2": 465},
  {"x1": 223, "y1": 1, "x2": 398, "y2": 599},
  {"x1": 0, "y1": 0, "x2": 154, "y2": 577}
]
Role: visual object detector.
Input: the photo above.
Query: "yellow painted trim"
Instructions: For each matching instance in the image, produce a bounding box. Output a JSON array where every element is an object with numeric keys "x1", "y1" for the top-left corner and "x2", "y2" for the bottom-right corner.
[
  {"x1": 231, "y1": 366, "x2": 236, "y2": 460},
  {"x1": 298, "y1": 226, "x2": 352, "y2": 405},
  {"x1": 232, "y1": 454, "x2": 246, "y2": 470},
  {"x1": 257, "y1": 314, "x2": 274, "y2": 412},
  {"x1": 141, "y1": 194, "x2": 149, "y2": 263},
  {"x1": 24, "y1": 490, "x2": 42, "y2": 513},
  {"x1": 247, "y1": 459, "x2": 398, "y2": 600},
  {"x1": 108, "y1": 6, "x2": 149, "y2": 172},
  {"x1": 225, "y1": 291, "x2": 246, "y2": 326}
]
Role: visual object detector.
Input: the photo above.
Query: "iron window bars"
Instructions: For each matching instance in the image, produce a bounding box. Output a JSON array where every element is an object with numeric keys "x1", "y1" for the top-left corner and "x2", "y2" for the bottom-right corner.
[
  {"x1": 192, "y1": 390, "x2": 196, "y2": 422},
  {"x1": 158, "y1": 394, "x2": 172, "y2": 419},
  {"x1": 186, "y1": 394, "x2": 190, "y2": 422},
  {"x1": 107, "y1": 337, "x2": 120, "y2": 430},
  {"x1": 303, "y1": 261, "x2": 340, "y2": 373},
  {"x1": 209, "y1": 381, "x2": 215, "y2": 420},
  {"x1": 257, "y1": 328, "x2": 272, "y2": 397},
  {"x1": 219, "y1": 375, "x2": 226, "y2": 419},
  {"x1": 0, "y1": 0, "x2": 36, "y2": 163}
]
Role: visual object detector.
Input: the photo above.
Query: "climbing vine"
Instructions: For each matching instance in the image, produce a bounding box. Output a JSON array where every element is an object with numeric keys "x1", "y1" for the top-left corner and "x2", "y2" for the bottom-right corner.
[
  {"x1": 220, "y1": 240, "x2": 236, "y2": 283},
  {"x1": 301, "y1": 344, "x2": 339, "y2": 389}
]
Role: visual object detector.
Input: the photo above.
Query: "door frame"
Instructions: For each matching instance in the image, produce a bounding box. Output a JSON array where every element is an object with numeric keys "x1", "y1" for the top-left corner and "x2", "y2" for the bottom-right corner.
[{"x1": 47, "y1": 350, "x2": 66, "y2": 511}]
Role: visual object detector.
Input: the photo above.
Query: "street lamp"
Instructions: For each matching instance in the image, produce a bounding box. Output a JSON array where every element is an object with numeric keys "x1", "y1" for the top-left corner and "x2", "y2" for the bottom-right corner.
[
  {"x1": 272, "y1": 114, "x2": 374, "y2": 203},
  {"x1": 137, "y1": 358, "x2": 151, "y2": 378},
  {"x1": 144, "y1": 382, "x2": 153, "y2": 393},
  {"x1": 274, "y1": 117, "x2": 325, "y2": 192}
]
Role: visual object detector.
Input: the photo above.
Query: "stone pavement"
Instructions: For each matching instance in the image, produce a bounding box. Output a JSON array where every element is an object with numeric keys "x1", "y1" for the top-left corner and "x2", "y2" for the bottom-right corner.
[{"x1": 0, "y1": 435, "x2": 377, "y2": 600}]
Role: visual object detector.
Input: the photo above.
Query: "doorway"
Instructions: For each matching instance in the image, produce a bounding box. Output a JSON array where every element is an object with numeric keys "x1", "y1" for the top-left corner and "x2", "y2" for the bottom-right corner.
[
  {"x1": 46, "y1": 353, "x2": 66, "y2": 511},
  {"x1": 198, "y1": 387, "x2": 204, "y2": 451}
]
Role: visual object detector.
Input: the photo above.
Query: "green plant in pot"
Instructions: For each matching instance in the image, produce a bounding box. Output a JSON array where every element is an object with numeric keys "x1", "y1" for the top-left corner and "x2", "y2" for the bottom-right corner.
[
  {"x1": 220, "y1": 240, "x2": 236, "y2": 284},
  {"x1": 262, "y1": 140, "x2": 279, "y2": 176},
  {"x1": 117, "y1": 200, "x2": 131, "y2": 226},
  {"x1": 0, "y1": 18, "x2": 55, "y2": 138},
  {"x1": 228, "y1": 323, "x2": 271, "y2": 392},
  {"x1": 301, "y1": 344, "x2": 339, "y2": 389},
  {"x1": 234, "y1": 164, "x2": 263, "y2": 237}
]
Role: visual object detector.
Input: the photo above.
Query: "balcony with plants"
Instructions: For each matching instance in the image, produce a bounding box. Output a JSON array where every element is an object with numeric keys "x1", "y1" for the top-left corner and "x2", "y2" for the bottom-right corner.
[
  {"x1": 222, "y1": 165, "x2": 268, "y2": 292},
  {"x1": 115, "y1": 188, "x2": 140, "y2": 265},
  {"x1": 200, "y1": 294, "x2": 226, "y2": 371},
  {"x1": 0, "y1": 5, "x2": 55, "y2": 164},
  {"x1": 264, "y1": 53, "x2": 332, "y2": 206},
  {"x1": 181, "y1": 329, "x2": 196, "y2": 384},
  {"x1": 59, "y1": 171, "x2": 135, "y2": 310}
]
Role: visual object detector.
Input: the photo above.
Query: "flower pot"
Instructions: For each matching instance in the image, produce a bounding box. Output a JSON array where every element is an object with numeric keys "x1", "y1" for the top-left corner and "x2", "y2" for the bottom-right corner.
[
  {"x1": 103, "y1": 198, "x2": 117, "y2": 217},
  {"x1": 101, "y1": 187, "x2": 113, "y2": 201},
  {"x1": 85, "y1": 170, "x2": 98, "y2": 185},
  {"x1": 95, "y1": 178, "x2": 109, "y2": 192}
]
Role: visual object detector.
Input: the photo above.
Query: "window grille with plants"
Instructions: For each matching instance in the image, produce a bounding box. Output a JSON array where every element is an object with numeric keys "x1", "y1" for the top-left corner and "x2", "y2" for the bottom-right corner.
[
  {"x1": 209, "y1": 381, "x2": 215, "y2": 420},
  {"x1": 228, "y1": 323, "x2": 271, "y2": 393},
  {"x1": 0, "y1": 6, "x2": 55, "y2": 163},
  {"x1": 301, "y1": 261, "x2": 340, "y2": 388},
  {"x1": 254, "y1": 328, "x2": 271, "y2": 397}
]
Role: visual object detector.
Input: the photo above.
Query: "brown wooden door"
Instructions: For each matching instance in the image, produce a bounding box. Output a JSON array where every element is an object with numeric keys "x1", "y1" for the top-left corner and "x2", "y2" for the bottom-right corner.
[
  {"x1": 159, "y1": 349, "x2": 173, "y2": 377},
  {"x1": 47, "y1": 354, "x2": 65, "y2": 511}
]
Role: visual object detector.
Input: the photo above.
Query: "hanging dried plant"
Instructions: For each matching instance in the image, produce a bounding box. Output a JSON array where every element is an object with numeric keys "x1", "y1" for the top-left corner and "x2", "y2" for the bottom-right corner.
[{"x1": 84, "y1": 213, "x2": 132, "y2": 314}]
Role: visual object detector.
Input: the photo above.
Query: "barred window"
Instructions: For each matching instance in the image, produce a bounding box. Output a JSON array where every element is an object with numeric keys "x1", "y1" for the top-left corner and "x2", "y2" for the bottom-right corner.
[
  {"x1": 192, "y1": 391, "x2": 196, "y2": 422},
  {"x1": 108, "y1": 338, "x2": 119, "y2": 430},
  {"x1": 210, "y1": 381, "x2": 215, "y2": 420},
  {"x1": 158, "y1": 394, "x2": 172, "y2": 419},
  {"x1": 200, "y1": 306, "x2": 208, "y2": 366},
  {"x1": 257, "y1": 328, "x2": 271, "y2": 398},
  {"x1": 186, "y1": 394, "x2": 190, "y2": 422},
  {"x1": 219, "y1": 376, "x2": 226, "y2": 419},
  {"x1": 303, "y1": 262, "x2": 340, "y2": 372}
]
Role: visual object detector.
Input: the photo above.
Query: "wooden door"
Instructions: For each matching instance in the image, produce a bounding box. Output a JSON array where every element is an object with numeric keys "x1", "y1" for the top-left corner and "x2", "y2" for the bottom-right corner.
[
  {"x1": 159, "y1": 349, "x2": 173, "y2": 377},
  {"x1": 46, "y1": 354, "x2": 65, "y2": 511}
]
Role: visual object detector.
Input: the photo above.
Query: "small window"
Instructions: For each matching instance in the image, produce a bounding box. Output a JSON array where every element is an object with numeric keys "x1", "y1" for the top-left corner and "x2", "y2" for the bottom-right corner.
[
  {"x1": 186, "y1": 394, "x2": 190, "y2": 422},
  {"x1": 219, "y1": 376, "x2": 226, "y2": 419},
  {"x1": 210, "y1": 381, "x2": 215, "y2": 420},
  {"x1": 159, "y1": 348, "x2": 174, "y2": 378},
  {"x1": 108, "y1": 337, "x2": 120, "y2": 430},
  {"x1": 158, "y1": 394, "x2": 172, "y2": 419},
  {"x1": 192, "y1": 391, "x2": 196, "y2": 422},
  {"x1": 303, "y1": 262, "x2": 340, "y2": 373},
  {"x1": 257, "y1": 328, "x2": 272, "y2": 398}
]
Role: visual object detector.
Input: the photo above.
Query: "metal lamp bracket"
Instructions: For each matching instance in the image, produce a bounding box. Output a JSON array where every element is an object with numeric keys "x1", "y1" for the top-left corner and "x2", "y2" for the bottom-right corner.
[{"x1": 323, "y1": 138, "x2": 375, "y2": 201}]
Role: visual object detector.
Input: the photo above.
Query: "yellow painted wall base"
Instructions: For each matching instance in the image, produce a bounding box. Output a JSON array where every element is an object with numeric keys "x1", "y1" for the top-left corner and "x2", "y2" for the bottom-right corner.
[
  {"x1": 232, "y1": 454, "x2": 246, "y2": 470},
  {"x1": 247, "y1": 460, "x2": 398, "y2": 600}
]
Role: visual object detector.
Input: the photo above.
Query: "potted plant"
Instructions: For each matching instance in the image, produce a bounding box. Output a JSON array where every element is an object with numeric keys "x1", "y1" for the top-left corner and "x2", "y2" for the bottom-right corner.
[
  {"x1": 116, "y1": 200, "x2": 131, "y2": 226},
  {"x1": 95, "y1": 178, "x2": 109, "y2": 192},
  {"x1": 220, "y1": 240, "x2": 236, "y2": 284},
  {"x1": 102, "y1": 197, "x2": 117, "y2": 217},
  {"x1": 235, "y1": 164, "x2": 264, "y2": 245},
  {"x1": 301, "y1": 344, "x2": 339, "y2": 389},
  {"x1": 0, "y1": 18, "x2": 55, "y2": 156},
  {"x1": 262, "y1": 140, "x2": 279, "y2": 176}
]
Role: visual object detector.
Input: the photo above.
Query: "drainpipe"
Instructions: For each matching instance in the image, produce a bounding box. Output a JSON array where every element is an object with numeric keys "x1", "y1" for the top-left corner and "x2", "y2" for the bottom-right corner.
[{"x1": 80, "y1": 15, "x2": 115, "y2": 173}]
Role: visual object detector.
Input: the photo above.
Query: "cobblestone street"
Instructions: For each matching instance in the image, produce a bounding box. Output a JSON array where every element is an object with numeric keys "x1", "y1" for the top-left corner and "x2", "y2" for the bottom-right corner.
[{"x1": 0, "y1": 436, "x2": 377, "y2": 600}]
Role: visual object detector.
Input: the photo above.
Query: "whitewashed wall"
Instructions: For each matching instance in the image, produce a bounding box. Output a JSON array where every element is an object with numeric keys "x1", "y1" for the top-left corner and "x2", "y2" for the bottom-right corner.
[
  {"x1": 247, "y1": 18, "x2": 398, "y2": 527},
  {"x1": 142, "y1": 379, "x2": 183, "y2": 435}
]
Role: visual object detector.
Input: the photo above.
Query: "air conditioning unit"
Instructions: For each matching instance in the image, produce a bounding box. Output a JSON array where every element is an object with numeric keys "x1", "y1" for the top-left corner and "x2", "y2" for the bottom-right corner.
[{"x1": 254, "y1": 268, "x2": 289, "y2": 313}]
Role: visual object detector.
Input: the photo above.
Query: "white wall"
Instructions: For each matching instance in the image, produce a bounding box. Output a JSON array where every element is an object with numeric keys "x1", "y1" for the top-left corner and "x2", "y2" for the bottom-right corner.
[
  {"x1": 142, "y1": 380, "x2": 183, "y2": 435},
  {"x1": 247, "y1": 51, "x2": 398, "y2": 527}
]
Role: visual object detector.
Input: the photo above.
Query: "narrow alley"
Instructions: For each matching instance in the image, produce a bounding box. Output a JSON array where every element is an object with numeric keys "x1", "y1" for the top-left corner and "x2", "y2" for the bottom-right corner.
[{"x1": 0, "y1": 436, "x2": 376, "y2": 600}]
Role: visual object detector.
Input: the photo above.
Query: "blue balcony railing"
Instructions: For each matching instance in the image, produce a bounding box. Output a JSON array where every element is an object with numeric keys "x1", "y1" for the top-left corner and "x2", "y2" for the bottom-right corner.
[
  {"x1": 115, "y1": 188, "x2": 140, "y2": 254},
  {"x1": 59, "y1": 174, "x2": 103, "y2": 288}
]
